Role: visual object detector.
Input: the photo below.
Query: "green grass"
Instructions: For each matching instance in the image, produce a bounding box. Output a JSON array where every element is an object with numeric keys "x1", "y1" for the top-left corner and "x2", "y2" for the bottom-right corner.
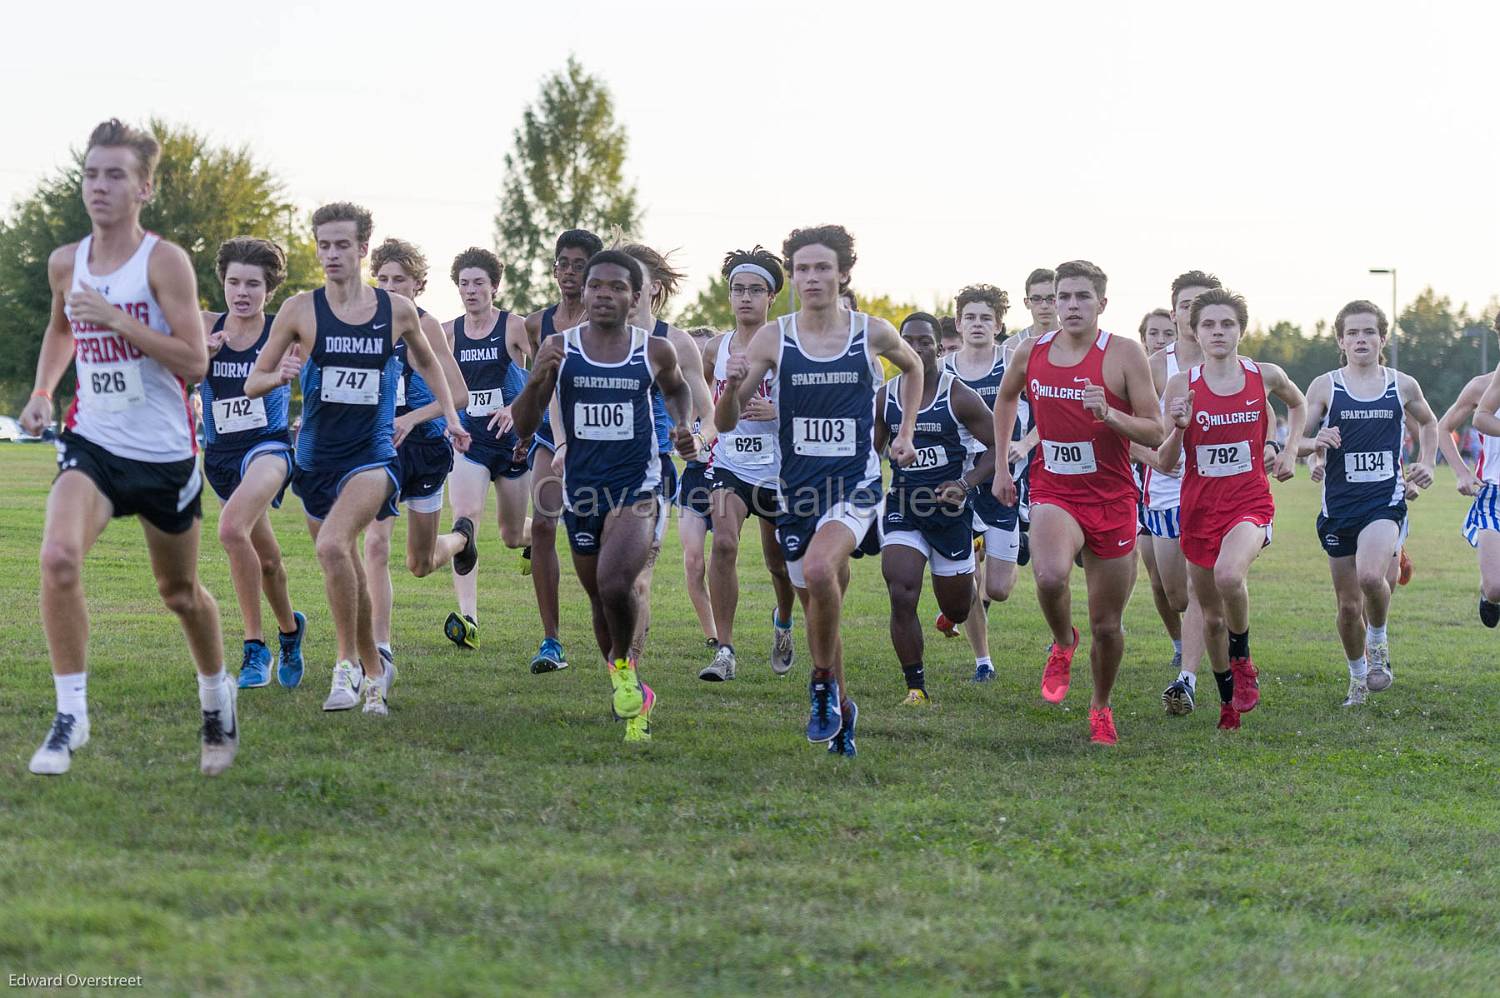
[{"x1": 1, "y1": 443, "x2": 1497, "y2": 995}]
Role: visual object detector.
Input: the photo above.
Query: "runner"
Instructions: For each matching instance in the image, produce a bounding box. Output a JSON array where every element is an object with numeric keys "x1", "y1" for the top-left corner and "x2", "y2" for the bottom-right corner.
[
  {"x1": 246, "y1": 202, "x2": 468, "y2": 717},
  {"x1": 991, "y1": 260, "x2": 1165, "y2": 745},
  {"x1": 365, "y1": 238, "x2": 477, "y2": 671},
  {"x1": 521, "y1": 229, "x2": 604, "y2": 673},
  {"x1": 22, "y1": 119, "x2": 236, "y2": 776},
  {"x1": 702, "y1": 247, "x2": 798, "y2": 682},
  {"x1": 880, "y1": 314, "x2": 997, "y2": 705},
  {"x1": 1299, "y1": 300, "x2": 1438, "y2": 705},
  {"x1": 937, "y1": 284, "x2": 1020, "y2": 683},
  {"x1": 616, "y1": 243, "x2": 714, "y2": 663},
  {"x1": 511, "y1": 249, "x2": 697, "y2": 742},
  {"x1": 1131, "y1": 307, "x2": 1185, "y2": 695},
  {"x1": 939, "y1": 316, "x2": 963, "y2": 355},
  {"x1": 440, "y1": 246, "x2": 532, "y2": 653},
  {"x1": 1139, "y1": 271, "x2": 1224, "y2": 716},
  {"x1": 717, "y1": 224, "x2": 924, "y2": 756},
  {"x1": 200, "y1": 236, "x2": 306, "y2": 691},
  {"x1": 999, "y1": 268, "x2": 1058, "y2": 550},
  {"x1": 1155, "y1": 289, "x2": 1305, "y2": 729},
  {"x1": 1437, "y1": 342, "x2": 1500, "y2": 625},
  {"x1": 677, "y1": 326, "x2": 720, "y2": 650}
]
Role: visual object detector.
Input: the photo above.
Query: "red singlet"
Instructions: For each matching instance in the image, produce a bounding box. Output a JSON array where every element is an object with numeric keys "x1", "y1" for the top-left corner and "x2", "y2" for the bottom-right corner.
[{"x1": 1179, "y1": 358, "x2": 1274, "y2": 568}]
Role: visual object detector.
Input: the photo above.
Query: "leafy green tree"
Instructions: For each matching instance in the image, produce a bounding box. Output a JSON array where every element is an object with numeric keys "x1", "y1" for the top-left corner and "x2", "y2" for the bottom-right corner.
[
  {"x1": 494, "y1": 57, "x2": 642, "y2": 313},
  {"x1": 0, "y1": 118, "x2": 320, "y2": 410}
]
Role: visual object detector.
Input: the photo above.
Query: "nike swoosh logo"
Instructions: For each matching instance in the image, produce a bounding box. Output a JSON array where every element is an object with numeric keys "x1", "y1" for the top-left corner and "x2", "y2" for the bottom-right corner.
[
  {"x1": 373, "y1": 323, "x2": 388, "y2": 329},
  {"x1": 1118, "y1": 539, "x2": 1131, "y2": 546},
  {"x1": 1073, "y1": 377, "x2": 1088, "y2": 383}
]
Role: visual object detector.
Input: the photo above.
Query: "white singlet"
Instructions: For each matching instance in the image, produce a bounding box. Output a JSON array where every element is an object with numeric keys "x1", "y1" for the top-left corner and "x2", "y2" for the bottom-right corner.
[
  {"x1": 1144, "y1": 343, "x2": 1184, "y2": 510},
  {"x1": 711, "y1": 333, "x2": 781, "y2": 489},
  {"x1": 1477, "y1": 415, "x2": 1500, "y2": 486},
  {"x1": 65, "y1": 233, "x2": 195, "y2": 462}
]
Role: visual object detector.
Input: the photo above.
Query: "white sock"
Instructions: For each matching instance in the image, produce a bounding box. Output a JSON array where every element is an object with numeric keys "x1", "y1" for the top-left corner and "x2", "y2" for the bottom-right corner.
[
  {"x1": 1171, "y1": 638, "x2": 1183, "y2": 654},
  {"x1": 197, "y1": 669, "x2": 227, "y2": 711},
  {"x1": 54, "y1": 672, "x2": 88, "y2": 721},
  {"x1": 976, "y1": 656, "x2": 993, "y2": 670},
  {"x1": 1367, "y1": 624, "x2": 1387, "y2": 646},
  {"x1": 1179, "y1": 669, "x2": 1196, "y2": 689},
  {"x1": 377, "y1": 642, "x2": 393, "y2": 659},
  {"x1": 1349, "y1": 657, "x2": 1368, "y2": 680}
]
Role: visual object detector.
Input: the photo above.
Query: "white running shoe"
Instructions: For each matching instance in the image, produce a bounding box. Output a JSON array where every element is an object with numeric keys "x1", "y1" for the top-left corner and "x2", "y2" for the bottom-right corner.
[
  {"x1": 363, "y1": 660, "x2": 396, "y2": 716},
  {"x1": 1342, "y1": 677, "x2": 1368, "y2": 707},
  {"x1": 29, "y1": 712, "x2": 90, "y2": 776},
  {"x1": 699, "y1": 644, "x2": 737, "y2": 682},
  {"x1": 200, "y1": 681, "x2": 239, "y2": 776},
  {"x1": 771, "y1": 614, "x2": 795, "y2": 676},
  {"x1": 322, "y1": 660, "x2": 363, "y2": 712},
  {"x1": 1366, "y1": 642, "x2": 1393, "y2": 692}
]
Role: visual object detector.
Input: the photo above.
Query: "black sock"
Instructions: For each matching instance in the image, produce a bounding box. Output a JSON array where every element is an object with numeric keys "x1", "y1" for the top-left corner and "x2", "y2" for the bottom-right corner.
[
  {"x1": 902, "y1": 662, "x2": 925, "y2": 691},
  {"x1": 1228, "y1": 629, "x2": 1249, "y2": 660},
  {"x1": 245, "y1": 638, "x2": 266, "y2": 648},
  {"x1": 1214, "y1": 669, "x2": 1235, "y2": 704},
  {"x1": 811, "y1": 668, "x2": 832, "y2": 683}
]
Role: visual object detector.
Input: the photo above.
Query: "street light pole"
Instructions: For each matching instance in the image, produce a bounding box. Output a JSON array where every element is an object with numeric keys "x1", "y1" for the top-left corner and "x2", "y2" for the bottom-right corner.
[{"x1": 1369, "y1": 267, "x2": 1398, "y2": 369}]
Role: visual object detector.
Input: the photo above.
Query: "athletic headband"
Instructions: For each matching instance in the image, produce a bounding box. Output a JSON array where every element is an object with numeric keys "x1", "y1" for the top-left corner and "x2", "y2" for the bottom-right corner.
[{"x1": 729, "y1": 263, "x2": 777, "y2": 291}]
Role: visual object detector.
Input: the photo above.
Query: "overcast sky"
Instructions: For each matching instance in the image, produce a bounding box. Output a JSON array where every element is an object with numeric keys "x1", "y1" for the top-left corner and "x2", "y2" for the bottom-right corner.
[{"x1": 5, "y1": 0, "x2": 1496, "y2": 338}]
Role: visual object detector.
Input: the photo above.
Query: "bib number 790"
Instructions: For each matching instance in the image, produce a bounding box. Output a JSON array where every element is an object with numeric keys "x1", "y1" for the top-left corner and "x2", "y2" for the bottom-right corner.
[{"x1": 1043, "y1": 439, "x2": 1096, "y2": 474}]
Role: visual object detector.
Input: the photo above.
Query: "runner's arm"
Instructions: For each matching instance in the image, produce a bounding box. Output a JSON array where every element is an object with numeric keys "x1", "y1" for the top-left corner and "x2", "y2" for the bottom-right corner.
[
  {"x1": 990, "y1": 338, "x2": 1034, "y2": 505},
  {"x1": 872, "y1": 384, "x2": 891, "y2": 455},
  {"x1": 1101, "y1": 338, "x2": 1166, "y2": 447},
  {"x1": 1261, "y1": 363, "x2": 1306, "y2": 481},
  {"x1": 512, "y1": 337, "x2": 564, "y2": 438},
  {"x1": 245, "y1": 294, "x2": 309, "y2": 399},
  {"x1": 19, "y1": 251, "x2": 78, "y2": 435},
  {"x1": 402, "y1": 311, "x2": 468, "y2": 426},
  {"x1": 506, "y1": 311, "x2": 530, "y2": 368},
  {"x1": 1296, "y1": 374, "x2": 1334, "y2": 456},
  {"x1": 1438, "y1": 375, "x2": 1487, "y2": 491},
  {"x1": 1155, "y1": 372, "x2": 1191, "y2": 472},
  {"x1": 668, "y1": 325, "x2": 715, "y2": 449},
  {"x1": 714, "y1": 323, "x2": 776, "y2": 433},
  {"x1": 1474, "y1": 368, "x2": 1500, "y2": 437},
  {"x1": 869, "y1": 317, "x2": 922, "y2": 464},
  {"x1": 650, "y1": 336, "x2": 697, "y2": 459}
]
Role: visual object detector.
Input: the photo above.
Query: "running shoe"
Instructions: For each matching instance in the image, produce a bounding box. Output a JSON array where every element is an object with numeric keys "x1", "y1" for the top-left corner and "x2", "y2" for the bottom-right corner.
[
  {"x1": 1088, "y1": 706, "x2": 1118, "y2": 746},
  {"x1": 1397, "y1": 547, "x2": 1413, "y2": 586},
  {"x1": 806, "y1": 675, "x2": 843, "y2": 743},
  {"x1": 322, "y1": 660, "x2": 363, "y2": 712},
  {"x1": 934, "y1": 612, "x2": 959, "y2": 638},
  {"x1": 609, "y1": 659, "x2": 645, "y2": 720},
  {"x1": 520, "y1": 544, "x2": 532, "y2": 576},
  {"x1": 363, "y1": 660, "x2": 396, "y2": 717},
  {"x1": 1017, "y1": 529, "x2": 1031, "y2": 566},
  {"x1": 699, "y1": 643, "x2": 737, "y2": 682},
  {"x1": 624, "y1": 683, "x2": 656, "y2": 743},
  {"x1": 972, "y1": 662, "x2": 996, "y2": 683},
  {"x1": 444, "y1": 611, "x2": 479, "y2": 650},
  {"x1": 452, "y1": 517, "x2": 478, "y2": 576},
  {"x1": 828, "y1": 699, "x2": 858, "y2": 757},
  {"x1": 771, "y1": 613, "x2": 795, "y2": 676},
  {"x1": 238, "y1": 640, "x2": 271, "y2": 689},
  {"x1": 1162, "y1": 678, "x2": 1195, "y2": 716},
  {"x1": 530, "y1": 637, "x2": 569, "y2": 674},
  {"x1": 276, "y1": 611, "x2": 306, "y2": 689},
  {"x1": 200, "y1": 682, "x2": 239, "y2": 776},
  {"x1": 28, "y1": 712, "x2": 89, "y2": 776},
  {"x1": 900, "y1": 688, "x2": 930, "y2": 707},
  {"x1": 1041, "y1": 626, "x2": 1079, "y2": 704},
  {"x1": 1481, "y1": 597, "x2": 1500, "y2": 629},
  {"x1": 1341, "y1": 677, "x2": 1368, "y2": 707},
  {"x1": 1229, "y1": 656, "x2": 1260, "y2": 713},
  {"x1": 1366, "y1": 641, "x2": 1392, "y2": 692},
  {"x1": 1217, "y1": 703, "x2": 1241, "y2": 730}
]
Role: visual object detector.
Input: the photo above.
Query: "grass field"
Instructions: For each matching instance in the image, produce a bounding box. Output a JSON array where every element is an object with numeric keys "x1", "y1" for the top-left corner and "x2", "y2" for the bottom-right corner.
[{"x1": 1, "y1": 443, "x2": 1497, "y2": 996}]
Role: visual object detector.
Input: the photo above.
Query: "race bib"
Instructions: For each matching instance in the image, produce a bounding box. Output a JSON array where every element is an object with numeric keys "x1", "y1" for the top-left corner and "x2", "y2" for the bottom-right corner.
[
  {"x1": 1195, "y1": 441, "x2": 1252, "y2": 478},
  {"x1": 910, "y1": 445, "x2": 949, "y2": 471},
  {"x1": 321, "y1": 366, "x2": 379, "y2": 405},
  {"x1": 793, "y1": 417, "x2": 855, "y2": 456},
  {"x1": 466, "y1": 387, "x2": 503, "y2": 418},
  {"x1": 87, "y1": 363, "x2": 145, "y2": 413},
  {"x1": 1043, "y1": 439, "x2": 1096, "y2": 475},
  {"x1": 1344, "y1": 450, "x2": 1393, "y2": 483},
  {"x1": 728, "y1": 432, "x2": 774, "y2": 465},
  {"x1": 394, "y1": 376, "x2": 406, "y2": 409},
  {"x1": 212, "y1": 395, "x2": 267, "y2": 434},
  {"x1": 574, "y1": 401, "x2": 632, "y2": 440}
]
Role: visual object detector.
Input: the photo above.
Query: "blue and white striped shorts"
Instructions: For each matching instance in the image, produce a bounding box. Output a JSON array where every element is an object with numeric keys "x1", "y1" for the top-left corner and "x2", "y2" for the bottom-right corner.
[
  {"x1": 1143, "y1": 506, "x2": 1181, "y2": 539},
  {"x1": 1463, "y1": 483, "x2": 1500, "y2": 547}
]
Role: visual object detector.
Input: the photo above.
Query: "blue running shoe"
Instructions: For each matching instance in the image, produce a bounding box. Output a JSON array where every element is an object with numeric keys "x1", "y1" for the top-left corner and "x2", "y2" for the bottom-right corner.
[
  {"x1": 828, "y1": 699, "x2": 858, "y2": 757},
  {"x1": 530, "y1": 637, "x2": 569, "y2": 674},
  {"x1": 806, "y1": 675, "x2": 843, "y2": 743},
  {"x1": 972, "y1": 662, "x2": 996, "y2": 683},
  {"x1": 276, "y1": 611, "x2": 306, "y2": 689},
  {"x1": 238, "y1": 640, "x2": 271, "y2": 689}
]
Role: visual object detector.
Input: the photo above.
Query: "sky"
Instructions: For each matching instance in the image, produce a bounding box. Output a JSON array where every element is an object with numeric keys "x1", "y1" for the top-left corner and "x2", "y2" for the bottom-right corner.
[{"x1": 4, "y1": 0, "x2": 1497, "y2": 337}]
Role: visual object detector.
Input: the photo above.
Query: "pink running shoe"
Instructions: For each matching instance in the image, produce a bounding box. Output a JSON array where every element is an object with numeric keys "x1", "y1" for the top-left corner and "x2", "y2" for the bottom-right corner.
[
  {"x1": 1088, "y1": 706, "x2": 1118, "y2": 746},
  {"x1": 1041, "y1": 627, "x2": 1079, "y2": 704},
  {"x1": 1217, "y1": 703, "x2": 1241, "y2": 730},
  {"x1": 1230, "y1": 657, "x2": 1260, "y2": 714}
]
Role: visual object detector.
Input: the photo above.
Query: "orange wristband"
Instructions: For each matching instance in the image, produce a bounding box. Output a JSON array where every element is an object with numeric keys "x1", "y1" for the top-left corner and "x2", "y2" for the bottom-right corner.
[{"x1": 31, "y1": 388, "x2": 52, "y2": 402}]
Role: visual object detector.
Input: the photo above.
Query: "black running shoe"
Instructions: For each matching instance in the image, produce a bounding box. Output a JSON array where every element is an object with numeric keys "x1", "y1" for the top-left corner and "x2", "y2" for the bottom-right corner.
[{"x1": 453, "y1": 517, "x2": 478, "y2": 576}]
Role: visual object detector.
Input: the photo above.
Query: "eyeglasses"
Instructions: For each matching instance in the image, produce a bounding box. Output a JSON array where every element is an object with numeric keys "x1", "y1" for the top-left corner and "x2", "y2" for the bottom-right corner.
[
  {"x1": 1024, "y1": 295, "x2": 1056, "y2": 305},
  {"x1": 730, "y1": 285, "x2": 769, "y2": 298},
  {"x1": 554, "y1": 259, "x2": 587, "y2": 274}
]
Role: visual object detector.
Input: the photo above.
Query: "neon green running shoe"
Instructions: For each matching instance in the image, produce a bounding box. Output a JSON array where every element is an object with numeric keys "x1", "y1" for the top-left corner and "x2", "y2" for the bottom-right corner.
[
  {"x1": 624, "y1": 683, "x2": 655, "y2": 743},
  {"x1": 609, "y1": 659, "x2": 644, "y2": 719}
]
